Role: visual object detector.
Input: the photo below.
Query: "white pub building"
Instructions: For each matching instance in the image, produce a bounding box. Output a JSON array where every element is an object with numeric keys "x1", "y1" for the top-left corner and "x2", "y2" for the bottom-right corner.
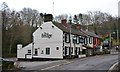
[{"x1": 17, "y1": 14, "x2": 100, "y2": 60}]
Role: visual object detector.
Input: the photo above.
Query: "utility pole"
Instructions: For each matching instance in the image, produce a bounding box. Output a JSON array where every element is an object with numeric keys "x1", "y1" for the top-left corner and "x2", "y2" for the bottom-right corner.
[
  {"x1": 117, "y1": 29, "x2": 119, "y2": 45},
  {"x1": 117, "y1": 3, "x2": 119, "y2": 46},
  {"x1": 109, "y1": 32, "x2": 112, "y2": 49}
]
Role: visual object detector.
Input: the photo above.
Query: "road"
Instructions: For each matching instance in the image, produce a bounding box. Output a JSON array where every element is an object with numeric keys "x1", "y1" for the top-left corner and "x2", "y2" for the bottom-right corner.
[
  {"x1": 21, "y1": 54, "x2": 118, "y2": 71},
  {"x1": 47, "y1": 54, "x2": 118, "y2": 70}
]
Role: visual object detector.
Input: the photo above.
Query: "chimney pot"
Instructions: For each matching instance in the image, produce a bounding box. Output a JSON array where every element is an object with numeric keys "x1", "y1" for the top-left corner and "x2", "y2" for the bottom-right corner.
[
  {"x1": 44, "y1": 14, "x2": 53, "y2": 22},
  {"x1": 76, "y1": 23, "x2": 81, "y2": 30},
  {"x1": 61, "y1": 19, "x2": 67, "y2": 24}
]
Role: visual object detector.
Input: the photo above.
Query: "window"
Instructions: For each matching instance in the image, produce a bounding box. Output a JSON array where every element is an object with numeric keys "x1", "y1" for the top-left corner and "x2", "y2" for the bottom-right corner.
[
  {"x1": 78, "y1": 48, "x2": 81, "y2": 55},
  {"x1": 71, "y1": 47, "x2": 73, "y2": 54},
  {"x1": 52, "y1": 25, "x2": 54, "y2": 28},
  {"x1": 46, "y1": 48, "x2": 50, "y2": 55},
  {"x1": 56, "y1": 47, "x2": 59, "y2": 50},
  {"x1": 40, "y1": 27, "x2": 42, "y2": 29},
  {"x1": 65, "y1": 46, "x2": 68, "y2": 55},
  {"x1": 41, "y1": 50, "x2": 44, "y2": 54},
  {"x1": 73, "y1": 35, "x2": 77, "y2": 44},
  {"x1": 28, "y1": 50, "x2": 31, "y2": 54},
  {"x1": 76, "y1": 36, "x2": 79, "y2": 44},
  {"x1": 79, "y1": 36, "x2": 84, "y2": 44},
  {"x1": 65, "y1": 33, "x2": 70, "y2": 43},
  {"x1": 84, "y1": 37, "x2": 87, "y2": 45},
  {"x1": 89, "y1": 37, "x2": 92, "y2": 44},
  {"x1": 82, "y1": 49, "x2": 86, "y2": 54},
  {"x1": 35, "y1": 49, "x2": 38, "y2": 55},
  {"x1": 67, "y1": 34, "x2": 70, "y2": 43}
]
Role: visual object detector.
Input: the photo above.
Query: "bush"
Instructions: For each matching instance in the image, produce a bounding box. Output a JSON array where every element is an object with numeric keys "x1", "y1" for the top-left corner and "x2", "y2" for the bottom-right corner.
[
  {"x1": 3, "y1": 53, "x2": 16, "y2": 58},
  {"x1": 2, "y1": 61, "x2": 15, "y2": 70},
  {"x1": 105, "y1": 51, "x2": 110, "y2": 54}
]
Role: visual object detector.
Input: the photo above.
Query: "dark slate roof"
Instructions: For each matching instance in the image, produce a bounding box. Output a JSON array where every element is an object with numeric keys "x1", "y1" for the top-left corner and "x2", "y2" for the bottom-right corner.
[
  {"x1": 53, "y1": 22, "x2": 88, "y2": 37},
  {"x1": 81, "y1": 30, "x2": 100, "y2": 38}
]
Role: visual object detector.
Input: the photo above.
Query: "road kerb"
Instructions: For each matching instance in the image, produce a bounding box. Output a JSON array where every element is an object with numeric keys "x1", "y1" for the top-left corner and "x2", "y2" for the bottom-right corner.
[{"x1": 108, "y1": 62, "x2": 118, "y2": 72}]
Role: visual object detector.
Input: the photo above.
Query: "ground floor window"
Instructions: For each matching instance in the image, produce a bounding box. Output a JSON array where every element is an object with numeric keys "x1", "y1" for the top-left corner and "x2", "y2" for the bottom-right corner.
[
  {"x1": 82, "y1": 49, "x2": 86, "y2": 54},
  {"x1": 46, "y1": 48, "x2": 50, "y2": 55},
  {"x1": 35, "y1": 49, "x2": 38, "y2": 55},
  {"x1": 78, "y1": 48, "x2": 81, "y2": 55},
  {"x1": 71, "y1": 47, "x2": 73, "y2": 54},
  {"x1": 65, "y1": 46, "x2": 69, "y2": 55},
  {"x1": 41, "y1": 50, "x2": 44, "y2": 54}
]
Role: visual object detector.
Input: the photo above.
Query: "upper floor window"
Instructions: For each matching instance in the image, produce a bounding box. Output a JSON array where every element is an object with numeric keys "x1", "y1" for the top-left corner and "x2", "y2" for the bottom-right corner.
[
  {"x1": 28, "y1": 50, "x2": 31, "y2": 54},
  {"x1": 79, "y1": 36, "x2": 84, "y2": 44},
  {"x1": 76, "y1": 36, "x2": 79, "y2": 44},
  {"x1": 73, "y1": 35, "x2": 77, "y2": 44},
  {"x1": 89, "y1": 37, "x2": 92, "y2": 44},
  {"x1": 84, "y1": 37, "x2": 87, "y2": 45},
  {"x1": 65, "y1": 33, "x2": 70, "y2": 43}
]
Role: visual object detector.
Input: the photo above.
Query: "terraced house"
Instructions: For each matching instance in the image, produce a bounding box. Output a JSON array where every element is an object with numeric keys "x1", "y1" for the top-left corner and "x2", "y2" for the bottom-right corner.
[{"x1": 17, "y1": 14, "x2": 101, "y2": 60}]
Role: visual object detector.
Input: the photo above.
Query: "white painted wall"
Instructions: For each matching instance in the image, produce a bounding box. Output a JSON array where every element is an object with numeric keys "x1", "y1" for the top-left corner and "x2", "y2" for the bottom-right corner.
[
  {"x1": 33, "y1": 22, "x2": 63, "y2": 59},
  {"x1": 17, "y1": 43, "x2": 32, "y2": 59},
  {"x1": 79, "y1": 55, "x2": 86, "y2": 58},
  {"x1": 63, "y1": 34, "x2": 85, "y2": 56}
]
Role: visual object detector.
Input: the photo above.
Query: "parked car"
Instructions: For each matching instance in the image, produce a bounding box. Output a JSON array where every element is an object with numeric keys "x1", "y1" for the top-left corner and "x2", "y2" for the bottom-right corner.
[{"x1": 0, "y1": 57, "x2": 14, "y2": 62}]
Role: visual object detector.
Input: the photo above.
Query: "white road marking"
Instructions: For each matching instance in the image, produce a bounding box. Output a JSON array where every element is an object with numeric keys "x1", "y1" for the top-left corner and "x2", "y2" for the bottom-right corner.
[
  {"x1": 41, "y1": 61, "x2": 73, "y2": 70},
  {"x1": 41, "y1": 64, "x2": 61, "y2": 70},
  {"x1": 108, "y1": 62, "x2": 118, "y2": 72}
]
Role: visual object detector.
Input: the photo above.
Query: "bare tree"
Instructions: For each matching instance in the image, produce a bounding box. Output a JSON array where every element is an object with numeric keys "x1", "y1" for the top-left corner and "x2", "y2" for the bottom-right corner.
[{"x1": 54, "y1": 14, "x2": 68, "y2": 22}]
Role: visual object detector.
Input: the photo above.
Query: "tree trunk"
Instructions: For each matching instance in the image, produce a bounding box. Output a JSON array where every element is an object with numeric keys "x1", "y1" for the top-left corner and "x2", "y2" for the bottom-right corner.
[
  {"x1": 9, "y1": 37, "x2": 13, "y2": 55},
  {"x1": 9, "y1": 43, "x2": 12, "y2": 55}
]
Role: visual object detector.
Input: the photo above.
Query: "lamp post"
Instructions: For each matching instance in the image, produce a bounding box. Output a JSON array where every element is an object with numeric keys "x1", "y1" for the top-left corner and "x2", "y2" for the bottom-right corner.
[
  {"x1": 69, "y1": 17, "x2": 73, "y2": 59},
  {"x1": 69, "y1": 25, "x2": 72, "y2": 58},
  {"x1": 69, "y1": 25, "x2": 76, "y2": 59},
  {"x1": 111, "y1": 30, "x2": 119, "y2": 50}
]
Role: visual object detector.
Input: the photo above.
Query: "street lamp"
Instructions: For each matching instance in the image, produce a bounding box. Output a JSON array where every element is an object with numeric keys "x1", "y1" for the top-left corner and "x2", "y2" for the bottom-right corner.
[
  {"x1": 69, "y1": 15, "x2": 83, "y2": 58},
  {"x1": 69, "y1": 24, "x2": 76, "y2": 59},
  {"x1": 69, "y1": 25, "x2": 72, "y2": 58},
  {"x1": 69, "y1": 17, "x2": 74, "y2": 58},
  {"x1": 110, "y1": 30, "x2": 119, "y2": 49}
]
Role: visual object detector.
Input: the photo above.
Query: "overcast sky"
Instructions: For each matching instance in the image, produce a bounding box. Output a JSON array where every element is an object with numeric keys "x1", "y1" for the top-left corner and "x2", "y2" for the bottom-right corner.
[{"x1": 0, "y1": 0, "x2": 119, "y2": 16}]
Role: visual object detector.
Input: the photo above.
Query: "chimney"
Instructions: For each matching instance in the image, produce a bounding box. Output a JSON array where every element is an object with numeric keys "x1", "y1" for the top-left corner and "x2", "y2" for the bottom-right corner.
[
  {"x1": 76, "y1": 23, "x2": 81, "y2": 30},
  {"x1": 44, "y1": 14, "x2": 53, "y2": 22},
  {"x1": 61, "y1": 19, "x2": 68, "y2": 27},
  {"x1": 17, "y1": 44, "x2": 22, "y2": 50},
  {"x1": 61, "y1": 19, "x2": 67, "y2": 24}
]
